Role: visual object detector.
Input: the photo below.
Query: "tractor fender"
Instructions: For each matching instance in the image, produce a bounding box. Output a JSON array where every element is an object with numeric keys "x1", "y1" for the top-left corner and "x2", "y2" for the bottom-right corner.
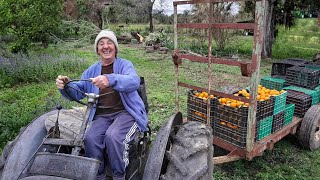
[
  {"x1": 1, "y1": 110, "x2": 57, "y2": 180},
  {"x1": 142, "y1": 112, "x2": 183, "y2": 180}
]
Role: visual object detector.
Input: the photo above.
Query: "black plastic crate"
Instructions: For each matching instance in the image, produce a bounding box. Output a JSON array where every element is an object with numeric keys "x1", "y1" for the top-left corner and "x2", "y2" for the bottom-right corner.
[
  {"x1": 285, "y1": 66, "x2": 320, "y2": 89},
  {"x1": 187, "y1": 90, "x2": 215, "y2": 124},
  {"x1": 214, "y1": 122, "x2": 247, "y2": 148},
  {"x1": 257, "y1": 98, "x2": 275, "y2": 120},
  {"x1": 272, "y1": 111, "x2": 285, "y2": 133},
  {"x1": 271, "y1": 58, "x2": 307, "y2": 78},
  {"x1": 286, "y1": 90, "x2": 312, "y2": 118},
  {"x1": 212, "y1": 97, "x2": 274, "y2": 148}
]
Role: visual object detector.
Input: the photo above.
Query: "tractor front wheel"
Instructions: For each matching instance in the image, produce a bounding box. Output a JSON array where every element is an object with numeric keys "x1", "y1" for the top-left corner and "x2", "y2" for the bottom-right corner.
[{"x1": 162, "y1": 121, "x2": 214, "y2": 180}]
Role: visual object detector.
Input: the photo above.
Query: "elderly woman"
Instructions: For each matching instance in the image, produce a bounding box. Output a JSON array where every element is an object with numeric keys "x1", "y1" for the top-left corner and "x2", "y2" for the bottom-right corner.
[{"x1": 55, "y1": 29, "x2": 148, "y2": 180}]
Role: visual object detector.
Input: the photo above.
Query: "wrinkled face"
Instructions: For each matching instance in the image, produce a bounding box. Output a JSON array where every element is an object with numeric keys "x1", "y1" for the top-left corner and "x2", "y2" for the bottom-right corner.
[{"x1": 97, "y1": 38, "x2": 116, "y2": 63}]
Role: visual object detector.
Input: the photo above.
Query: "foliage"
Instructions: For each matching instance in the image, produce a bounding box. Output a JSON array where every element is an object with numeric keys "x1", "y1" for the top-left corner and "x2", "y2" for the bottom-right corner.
[
  {"x1": 144, "y1": 31, "x2": 171, "y2": 46},
  {"x1": 0, "y1": 0, "x2": 64, "y2": 53},
  {"x1": 191, "y1": 3, "x2": 239, "y2": 51},
  {"x1": 0, "y1": 53, "x2": 91, "y2": 89}
]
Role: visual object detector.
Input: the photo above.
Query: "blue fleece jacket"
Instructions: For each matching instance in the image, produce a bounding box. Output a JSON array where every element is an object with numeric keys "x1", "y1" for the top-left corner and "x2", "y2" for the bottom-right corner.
[{"x1": 59, "y1": 57, "x2": 148, "y2": 132}]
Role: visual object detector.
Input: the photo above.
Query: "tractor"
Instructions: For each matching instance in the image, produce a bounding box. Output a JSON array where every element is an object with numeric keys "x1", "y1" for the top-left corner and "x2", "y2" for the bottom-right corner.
[{"x1": 0, "y1": 77, "x2": 213, "y2": 180}]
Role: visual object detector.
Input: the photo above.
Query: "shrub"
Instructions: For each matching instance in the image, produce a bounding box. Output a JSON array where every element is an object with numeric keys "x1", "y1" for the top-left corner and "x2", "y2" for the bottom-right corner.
[{"x1": 0, "y1": 53, "x2": 91, "y2": 88}]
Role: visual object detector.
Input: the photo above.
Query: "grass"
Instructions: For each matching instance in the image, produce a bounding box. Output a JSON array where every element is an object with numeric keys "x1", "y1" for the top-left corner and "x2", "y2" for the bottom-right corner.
[{"x1": 0, "y1": 18, "x2": 320, "y2": 178}]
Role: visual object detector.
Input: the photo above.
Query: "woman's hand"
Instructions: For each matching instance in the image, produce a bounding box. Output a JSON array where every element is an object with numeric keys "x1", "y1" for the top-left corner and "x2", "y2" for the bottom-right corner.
[
  {"x1": 56, "y1": 75, "x2": 70, "y2": 89},
  {"x1": 90, "y1": 75, "x2": 109, "y2": 89}
]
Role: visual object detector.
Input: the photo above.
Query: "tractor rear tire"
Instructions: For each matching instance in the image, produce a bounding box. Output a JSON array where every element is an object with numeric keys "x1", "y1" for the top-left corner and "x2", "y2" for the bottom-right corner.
[
  {"x1": 0, "y1": 127, "x2": 25, "y2": 178},
  {"x1": 162, "y1": 121, "x2": 214, "y2": 180},
  {"x1": 298, "y1": 105, "x2": 320, "y2": 150}
]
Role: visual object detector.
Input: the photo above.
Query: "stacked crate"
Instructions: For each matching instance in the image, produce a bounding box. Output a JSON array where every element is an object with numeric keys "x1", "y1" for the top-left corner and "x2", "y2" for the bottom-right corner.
[
  {"x1": 286, "y1": 90, "x2": 312, "y2": 118},
  {"x1": 284, "y1": 104, "x2": 295, "y2": 126},
  {"x1": 285, "y1": 66, "x2": 320, "y2": 90},
  {"x1": 284, "y1": 86, "x2": 320, "y2": 105},
  {"x1": 260, "y1": 76, "x2": 286, "y2": 91},
  {"x1": 271, "y1": 58, "x2": 307, "y2": 78},
  {"x1": 187, "y1": 90, "x2": 215, "y2": 125},
  {"x1": 271, "y1": 91, "x2": 287, "y2": 133},
  {"x1": 213, "y1": 96, "x2": 274, "y2": 148}
]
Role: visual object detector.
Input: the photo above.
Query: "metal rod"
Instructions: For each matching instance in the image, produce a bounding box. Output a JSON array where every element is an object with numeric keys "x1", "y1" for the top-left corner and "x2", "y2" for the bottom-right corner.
[
  {"x1": 174, "y1": 4, "x2": 179, "y2": 112},
  {"x1": 71, "y1": 95, "x2": 95, "y2": 155},
  {"x1": 206, "y1": 2, "x2": 213, "y2": 126}
]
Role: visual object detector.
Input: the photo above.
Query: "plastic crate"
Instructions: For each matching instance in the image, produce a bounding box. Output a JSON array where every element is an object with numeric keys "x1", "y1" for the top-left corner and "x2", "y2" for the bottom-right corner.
[
  {"x1": 284, "y1": 104, "x2": 295, "y2": 126},
  {"x1": 315, "y1": 85, "x2": 320, "y2": 102},
  {"x1": 213, "y1": 98, "x2": 274, "y2": 148},
  {"x1": 304, "y1": 63, "x2": 320, "y2": 70},
  {"x1": 187, "y1": 90, "x2": 215, "y2": 125},
  {"x1": 256, "y1": 116, "x2": 273, "y2": 141},
  {"x1": 272, "y1": 91, "x2": 287, "y2": 115},
  {"x1": 271, "y1": 58, "x2": 307, "y2": 78},
  {"x1": 286, "y1": 90, "x2": 312, "y2": 118},
  {"x1": 213, "y1": 100, "x2": 248, "y2": 148},
  {"x1": 257, "y1": 98, "x2": 275, "y2": 120},
  {"x1": 284, "y1": 86, "x2": 320, "y2": 105},
  {"x1": 272, "y1": 111, "x2": 285, "y2": 133},
  {"x1": 260, "y1": 76, "x2": 286, "y2": 91},
  {"x1": 285, "y1": 66, "x2": 320, "y2": 90}
]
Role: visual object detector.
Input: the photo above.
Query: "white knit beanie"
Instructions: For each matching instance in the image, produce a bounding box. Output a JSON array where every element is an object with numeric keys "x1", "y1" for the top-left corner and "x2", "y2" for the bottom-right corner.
[{"x1": 94, "y1": 29, "x2": 119, "y2": 54}]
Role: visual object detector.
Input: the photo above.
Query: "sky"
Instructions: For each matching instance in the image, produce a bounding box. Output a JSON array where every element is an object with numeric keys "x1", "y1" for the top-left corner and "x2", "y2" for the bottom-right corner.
[
  {"x1": 154, "y1": 0, "x2": 193, "y2": 15},
  {"x1": 154, "y1": 0, "x2": 240, "y2": 16}
]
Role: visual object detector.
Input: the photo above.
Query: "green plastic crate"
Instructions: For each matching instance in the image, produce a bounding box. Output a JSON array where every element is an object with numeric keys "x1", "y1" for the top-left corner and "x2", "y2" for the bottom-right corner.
[
  {"x1": 305, "y1": 64, "x2": 320, "y2": 70},
  {"x1": 260, "y1": 76, "x2": 286, "y2": 91},
  {"x1": 273, "y1": 91, "x2": 287, "y2": 115},
  {"x1": 315, "y1": 85, "x2": 320, "y2": 103},
  {"x1": 284, "y1": 104, "x2": 295, "y2": 126},
  {"x1": 256, "y1": 116, "x2": 273, "y2": 140},
  {"x1": 284, "y1": 86, "x2": 320, "y2": 105}
]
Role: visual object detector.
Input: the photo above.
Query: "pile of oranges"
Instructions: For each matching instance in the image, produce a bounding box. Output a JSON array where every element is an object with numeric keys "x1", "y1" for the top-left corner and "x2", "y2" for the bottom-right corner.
[
  {"x1": 217, "y1": 85, "x2": 286, "y2": 108},
  {"x1": 194, "y1": 111, "x2": 207, "y2": 119},
  {"x1": 219, "y1": 121, "x2": 239, "y2": 129},
  {"x1": 218, "y1": 97, "x2": 249, "y2": 108},
  {"x1": 193, "y1": 91, "x2": 215, "y2": 100}
]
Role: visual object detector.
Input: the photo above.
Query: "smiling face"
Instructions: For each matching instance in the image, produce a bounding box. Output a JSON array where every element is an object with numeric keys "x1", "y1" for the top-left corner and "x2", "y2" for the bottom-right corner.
[{"x1": 97, "y1": 38, "x2": 117, "y2": 65}]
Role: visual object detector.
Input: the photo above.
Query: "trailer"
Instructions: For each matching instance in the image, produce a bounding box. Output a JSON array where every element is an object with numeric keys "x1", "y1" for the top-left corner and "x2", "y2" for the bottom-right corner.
[{"x1": 172, "y1": 0, "x2": 320, "y2": 166}]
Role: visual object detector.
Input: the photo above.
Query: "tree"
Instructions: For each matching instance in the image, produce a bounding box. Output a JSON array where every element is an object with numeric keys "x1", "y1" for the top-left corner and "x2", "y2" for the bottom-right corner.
[
  {"x1": 0, "y1": 0, "x2": 64, "y2": 53},
  {"x1": 191, "y1": 3, "x2": 238, "y2": 51}
]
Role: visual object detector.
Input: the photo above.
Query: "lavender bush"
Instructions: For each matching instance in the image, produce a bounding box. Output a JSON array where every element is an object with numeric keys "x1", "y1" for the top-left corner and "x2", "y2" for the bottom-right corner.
[{"x1": 0, "y1": 53, "x2": 90, "y2": 88}]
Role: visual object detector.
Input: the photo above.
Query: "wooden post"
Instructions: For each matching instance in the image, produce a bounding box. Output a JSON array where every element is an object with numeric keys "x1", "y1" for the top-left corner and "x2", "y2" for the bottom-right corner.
[{"x1": 246, "y1": 0, "x2": 267, "y2": 153}]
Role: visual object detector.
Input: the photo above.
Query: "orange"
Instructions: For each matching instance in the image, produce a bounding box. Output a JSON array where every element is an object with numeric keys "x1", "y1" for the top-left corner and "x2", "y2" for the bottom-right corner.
[
  {"x1": 220, "y1": 98, "x2": 227, "y2": 104},
  {"x1": 230, "y1": 102, "x2": 237, "y2": 108},
  {"x1": 209, "y1": 95, "x2": 214, "y2": 99},
  {"x1": 236, "y1": 101, "x2": 242, "y2": 108}
]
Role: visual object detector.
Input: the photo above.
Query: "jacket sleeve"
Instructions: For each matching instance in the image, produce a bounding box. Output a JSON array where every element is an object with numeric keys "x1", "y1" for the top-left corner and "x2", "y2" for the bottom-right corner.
[{"x1": 106, "y1": 61, "x2": 140, "y2": 93}]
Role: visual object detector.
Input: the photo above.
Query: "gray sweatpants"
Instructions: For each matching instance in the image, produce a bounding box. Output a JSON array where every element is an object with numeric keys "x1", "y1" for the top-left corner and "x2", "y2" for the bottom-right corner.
[{"x1": 84, "y1": 111, "x2": 138, "y2": 180}]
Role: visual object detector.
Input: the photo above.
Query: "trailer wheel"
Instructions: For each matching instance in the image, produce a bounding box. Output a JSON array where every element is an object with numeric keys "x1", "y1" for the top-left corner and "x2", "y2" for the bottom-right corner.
[
  {"x1": 298, "y1": 105, "x2": 320, "y2": 151},
  {"x1": 162, "y1": 121, "x2": 214, "y2": 180}
]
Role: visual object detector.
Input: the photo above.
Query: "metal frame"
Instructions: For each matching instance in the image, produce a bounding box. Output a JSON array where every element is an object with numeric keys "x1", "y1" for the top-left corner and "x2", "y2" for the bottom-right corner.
[{"x1": 172, "y1": 0, "x2": 303, "y2": 164}]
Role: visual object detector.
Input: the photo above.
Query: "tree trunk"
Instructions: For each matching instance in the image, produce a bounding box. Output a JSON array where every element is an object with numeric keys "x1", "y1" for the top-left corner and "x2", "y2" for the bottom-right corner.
[
  {"x1": 97, "y1": 9, "x2": 103, "y2": 30},
  {"x1": 148, "y1": 2, "x2": 154, "y2": 32},
  {"x1": 262, "y1": 0, "x2": 275, "y2": 58},
  {"x1": 318, "y1": 12, "x2": 320, "y2": 26}
]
